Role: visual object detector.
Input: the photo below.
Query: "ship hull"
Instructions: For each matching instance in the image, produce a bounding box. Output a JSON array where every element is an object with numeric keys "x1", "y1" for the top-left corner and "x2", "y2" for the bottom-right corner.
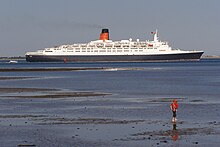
[{"x1": 26, "y1": 52, "x2": 204, "y2": 62}]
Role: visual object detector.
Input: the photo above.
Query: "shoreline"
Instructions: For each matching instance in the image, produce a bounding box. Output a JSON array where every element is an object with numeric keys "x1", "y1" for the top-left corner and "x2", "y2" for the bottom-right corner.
[
  {"x1": 0, "y1": 67, "x2": 144, "y2": 72},
  {"x1": 202, "y1": 55, "x2": 220, "y2": 59}
]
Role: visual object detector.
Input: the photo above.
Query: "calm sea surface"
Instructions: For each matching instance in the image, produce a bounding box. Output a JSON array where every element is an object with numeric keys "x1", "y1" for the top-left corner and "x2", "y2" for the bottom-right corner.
[{"x1": 0, "y1": 59, "x2": 220, "y2": 101}]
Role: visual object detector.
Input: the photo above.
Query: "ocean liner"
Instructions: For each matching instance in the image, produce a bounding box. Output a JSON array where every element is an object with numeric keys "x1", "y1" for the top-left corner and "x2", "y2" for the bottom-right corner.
[{"x1": 25, "y1": 29, "x2": 204, "y2": 62}]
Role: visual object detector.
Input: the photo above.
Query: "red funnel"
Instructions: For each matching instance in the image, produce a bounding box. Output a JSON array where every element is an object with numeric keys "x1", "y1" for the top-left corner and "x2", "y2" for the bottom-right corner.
[{"x1": 99, "y1": 29, "x2": 109, "y2": 41}]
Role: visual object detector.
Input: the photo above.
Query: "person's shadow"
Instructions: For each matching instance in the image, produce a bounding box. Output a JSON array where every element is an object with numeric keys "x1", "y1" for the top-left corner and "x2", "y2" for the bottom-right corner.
[{"x1": 171, "y1": 123, "x2": 179, "y2": 141}]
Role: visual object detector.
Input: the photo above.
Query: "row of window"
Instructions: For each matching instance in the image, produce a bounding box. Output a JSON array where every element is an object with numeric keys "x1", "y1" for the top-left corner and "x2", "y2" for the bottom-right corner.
[
  {"x1": 65, "y1": 44, "x2": 154, "y2": 48},
  {"x1": 46, "y1": 48, "x2": 161, "y2": 53},
  {"x1": 65, "y1": 47, "x2": 157, "y2": 50},
  {"x1": 67, "y1": 49, "x2": 159, "y2": 53}
]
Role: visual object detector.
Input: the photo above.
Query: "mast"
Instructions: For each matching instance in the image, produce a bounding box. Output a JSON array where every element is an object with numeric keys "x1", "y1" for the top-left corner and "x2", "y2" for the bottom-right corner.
[{"x1": 153, "y1": 29, "x2": 158, "y2": 42}]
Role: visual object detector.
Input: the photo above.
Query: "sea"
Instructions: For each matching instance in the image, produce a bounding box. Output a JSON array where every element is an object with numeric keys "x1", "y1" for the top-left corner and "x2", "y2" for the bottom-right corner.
[
  {"x1": 0, "y1": 59, "x2": 220, "y2": 146},
  {"x1": 0, "y1": 59, "x2": 219, "y2": 101}
]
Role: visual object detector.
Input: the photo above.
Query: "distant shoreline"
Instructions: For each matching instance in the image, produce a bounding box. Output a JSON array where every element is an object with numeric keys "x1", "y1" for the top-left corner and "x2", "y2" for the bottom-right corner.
[
  {"x1": 0, "y1": 56, "x2": 25, "y2": 60},
  {"x1": 201, "y1": 55, "x2": 220, "y2": 59}
]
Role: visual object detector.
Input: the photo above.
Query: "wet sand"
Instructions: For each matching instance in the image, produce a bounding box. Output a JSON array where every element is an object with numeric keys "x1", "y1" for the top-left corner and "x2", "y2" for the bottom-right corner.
[
  {"x1": 0, "y1": 87, "x2": 57, "y2": 93},
  {"x1": 0, "y1": 78, "x2": 220, "y2": 146},
  {"x1": 0, "y1": 77, "x2": 34, "y2": 80},
  {"x1": 0, "y1": 87, "x2": 111, "y2": 99}
]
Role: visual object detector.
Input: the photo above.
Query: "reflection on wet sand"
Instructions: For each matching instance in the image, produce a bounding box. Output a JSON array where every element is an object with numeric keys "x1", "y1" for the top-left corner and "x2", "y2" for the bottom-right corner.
[{"x1": 171, "y1": 123, "x2": 179, "y2": 141}]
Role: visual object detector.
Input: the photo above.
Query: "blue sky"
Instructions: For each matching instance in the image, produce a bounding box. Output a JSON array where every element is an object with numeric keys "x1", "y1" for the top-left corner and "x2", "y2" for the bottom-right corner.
[{"x1": 0, "y1": 0, "x2": 219, "y2": 56}]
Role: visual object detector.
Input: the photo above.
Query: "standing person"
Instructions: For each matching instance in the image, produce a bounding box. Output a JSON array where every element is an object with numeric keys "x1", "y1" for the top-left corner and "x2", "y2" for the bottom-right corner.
[{"x1": 170, "y1": 99, "x2": 178, "y2": 122}]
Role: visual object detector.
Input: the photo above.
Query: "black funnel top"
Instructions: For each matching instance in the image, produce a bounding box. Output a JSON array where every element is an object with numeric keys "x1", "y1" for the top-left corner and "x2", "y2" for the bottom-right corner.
[{"x1": 102, "y1": 29, "x2": 109, "y2": 33}]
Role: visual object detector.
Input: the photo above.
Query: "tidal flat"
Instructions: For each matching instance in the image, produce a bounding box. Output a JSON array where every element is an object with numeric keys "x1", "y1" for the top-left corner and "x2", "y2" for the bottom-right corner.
[{"x1": 0, "y1": 84, "x2": 220, "y2": 146}]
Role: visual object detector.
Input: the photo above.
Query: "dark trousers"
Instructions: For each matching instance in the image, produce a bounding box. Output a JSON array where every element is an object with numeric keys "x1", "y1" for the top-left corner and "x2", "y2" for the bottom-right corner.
[{"x1": 172, "y1": 111, "x2": 176, "y2": 117}]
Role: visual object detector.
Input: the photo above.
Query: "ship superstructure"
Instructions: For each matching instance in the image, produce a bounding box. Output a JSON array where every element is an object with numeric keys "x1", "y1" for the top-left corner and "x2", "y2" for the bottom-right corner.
[{"x1": 26, "y1": 29, "x2": 204, "y2": 62}]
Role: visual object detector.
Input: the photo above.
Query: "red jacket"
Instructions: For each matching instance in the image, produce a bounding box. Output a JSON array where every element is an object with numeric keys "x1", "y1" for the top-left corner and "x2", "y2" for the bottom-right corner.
[{"x1": 170, "y1": 102, "x2": 178, "y2": 111}]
